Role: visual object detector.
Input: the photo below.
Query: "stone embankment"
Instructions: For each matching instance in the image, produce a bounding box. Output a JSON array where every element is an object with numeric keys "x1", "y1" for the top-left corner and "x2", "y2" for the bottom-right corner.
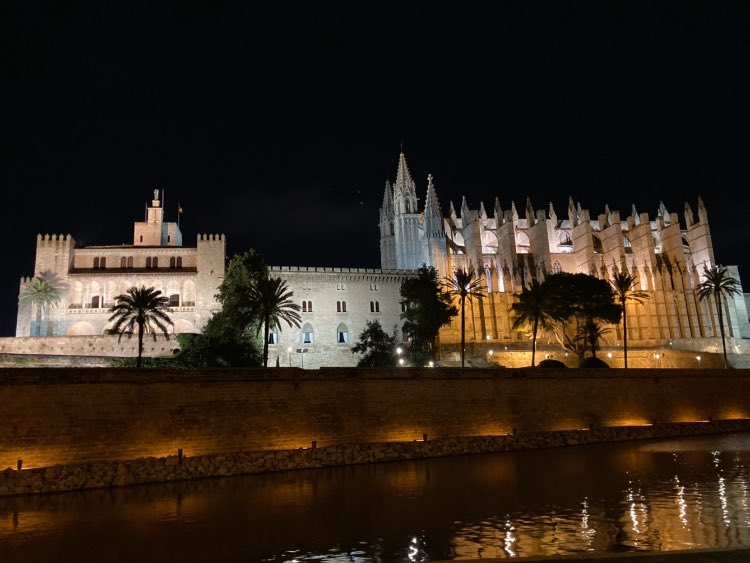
[{"x1": 3, "y1": 419, "x2": 749, "y2": 497}]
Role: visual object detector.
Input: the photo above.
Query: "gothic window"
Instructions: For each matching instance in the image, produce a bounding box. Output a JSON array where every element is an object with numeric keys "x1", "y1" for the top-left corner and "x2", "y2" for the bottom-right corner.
[
  {"x1": 485, "y1": 268, "x2": 493, "y2": 293},
  {"x1": 169, "y1": 294, "x2": 180, "y2": 307},
  {"x1": 559, "y1": 232, "x2": 573, "y2": 246},
  {"x1": 100, "y1": 257, "x2": 106, "y2": 268},
  {"x1": 152, "y1": 257, "x2": 159, "y2": 268},
  {"x1": 301, "y1": 323, "x2": 314, "y2": 344},
  {"x1": 121, "y1": 257, "x2": 127, "y2": 268},
  {"x1": 146, "y1": 257, "x2": 152, "y2": 269},
  {"x1": 176, "y1": 257, "x2": 182, "y2": 268},
  {"x1": 93, "y1": 257, "x2": 99, "y2": 269},
  {"x1": 139, "y1": 235, "x2": 143, "y2": 243},
  {"x1": 370, "y1": 301, "x2": 375, "y2": 312},
  {"x1": 341, "y1": 301, "x2": 346, "y2": 312},
  {"x1": 170, "y1": 257, "x2": 176, "y2": 268},
  {"x1": 336, "y1": 283, "x2": 346, "y2": 291},
  {"x1": 127, "y1": 257, "x2": 133, "y2": 268},
  {"x1": 302, "y1": 300, "x2": 312, "y2": 312},
  {"x1": 389, "y1": 222, "x2": 394, "y2": 236},
  {"x1": 91, "y1": 295, "x2": 100, "y2": 308},
  {"x1": 552, "y1": 260, "x2": 562, "y2": 274},
  {"x1": 337, "y1": 323, "x2": 349, "y2": 344},
  {"x1": 370, "y1": 283, "x2": 379, "y2": 291},
  {"x1": 268, "y1": 331, "x2": 277, "y2": 344},
  {"x1": 302, "y1": 301, "x2": 307, "y2": 313},
  {"x1": 337, "y1": 301, "x2": 348, "y2": 312}
]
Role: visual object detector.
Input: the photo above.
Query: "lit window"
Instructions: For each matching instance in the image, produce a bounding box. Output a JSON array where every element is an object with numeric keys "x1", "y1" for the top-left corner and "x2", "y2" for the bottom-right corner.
[
  {"x1": 301, "y1": 323, "x2": 314, "y2": 344},
  {"x1": 268, "y1": 332, "x2": 277, "y2": 344},
  {"x1": 169, "y1": 294, "x2": 179, "y2": 307},
  {"x1": 337, "y1": 323, "x2": 349, "y2": 344}
]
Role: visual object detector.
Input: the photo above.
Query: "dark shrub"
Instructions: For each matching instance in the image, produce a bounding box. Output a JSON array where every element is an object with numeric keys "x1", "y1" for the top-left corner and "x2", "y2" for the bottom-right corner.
[
  {"x1": 538, "y1": 359, "x2": 567, "y2": 368},
  {"x1": 580, "y1": 356, "x2": 610, "y2": 368}
]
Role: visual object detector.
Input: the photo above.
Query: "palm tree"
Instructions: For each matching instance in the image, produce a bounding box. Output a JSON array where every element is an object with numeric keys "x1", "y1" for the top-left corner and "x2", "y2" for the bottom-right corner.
[
  {"x1": 443, "y1": 267, "x2": 485, "y2": 368},
  {"x1": 108, "y1": 286, "x2": 174, "y2": 367},
  {"x1": 511, "y1": 279, "x2": 556, "y2": 367},
  {"x1": 581, "y1": 317, "x2": 610, "y2": 359},
  {"x1": 19, "y1": 275, "x2": 61, "y2": 336},
  {"x1": 697, "y1": 265, "x2": 742, "y2": 368},
  {"x1": 251, "y1": 276, "x2": 301, "y2": 367},
  {"x1": 610, "y1": 271, "x2": 649, "y2": 368}
]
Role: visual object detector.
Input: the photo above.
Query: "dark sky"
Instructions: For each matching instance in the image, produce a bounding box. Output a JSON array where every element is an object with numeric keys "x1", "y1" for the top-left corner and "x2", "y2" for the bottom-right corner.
[{"x1": 2, "y1": 3, "x2": 750, "y2": 336}]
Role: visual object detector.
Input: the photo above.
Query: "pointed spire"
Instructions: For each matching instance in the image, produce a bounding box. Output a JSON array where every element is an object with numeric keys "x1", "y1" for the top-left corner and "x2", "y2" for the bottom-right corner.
[
  {"x1": 604, "y1": 203, "x2": 612, "y2": 226},
  {"x1": 630, "y1": 203, "x2": 641, "y2": 226},
  {"x1": 567, "y1": 196, "x2": 577, "y2": 227},
  {"x1": 460, "y1": 195, "x2": 470, "y2": 220},
  {"x1": 549, "y1": 202, "x2": 557, "y2": 224},
  {"x1": 684, "y1": 201, "x2": 694, "y2": 228},
  {"x1": 424, "y1": 173, "x2": 444, "y2": 238},
  {"x1": 394, "y1": 151, "x2": 416, "y2": 197},
  {"x1": 479, "y1": 200, "x2": 487, "y2": 220},
  {"x1": 380, "y1": 179, "x2": 394, "y2": 219},
  {"x1": 449, "y1": 200, "x2": 457, "y2": 221},
  {"x1": 494, "y1": 197, "x2": 503, "y2": 222},
  {"x1": 697, "y1": 195, "x2": 708, "y2": 224},
  {"x1": 658, "y1": 201, "x2": 669, "y2": 220},
  {"x1": 525, "y1": 197, "x2": 535, "y2": 225},
  {"x1": 511, "y1": 201, "x2": 519, "y2": 222}
]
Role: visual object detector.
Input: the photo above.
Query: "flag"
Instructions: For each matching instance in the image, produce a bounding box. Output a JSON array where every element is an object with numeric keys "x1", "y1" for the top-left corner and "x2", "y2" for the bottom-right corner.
[{"x1": 178, "y1": 203, "x2": 184, "y2": 214}]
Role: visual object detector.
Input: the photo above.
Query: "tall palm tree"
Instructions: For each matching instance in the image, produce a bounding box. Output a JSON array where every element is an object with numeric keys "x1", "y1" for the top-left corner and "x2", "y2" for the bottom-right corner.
[
  {"x1": 19, "y1": 275, "x2": 61, "y2": 336},
  {"x1": 443, "y1": 267, "x2": 485, "y2": 368},
  {"x1": 251, "y1": 276, "x2": 301, "y2": 367},
  {"x1": 108, "y1": 286, "x2": 173, "y2": 367},
  {"x1": 511, "y1": 279, "x2": 556, "y2": 367},
  {"x1": 610, "y1": 271, "x2": 649, "y2": 368},
  {"x1": 697, "y1": 265, "x2": 742, "y2": 368}
]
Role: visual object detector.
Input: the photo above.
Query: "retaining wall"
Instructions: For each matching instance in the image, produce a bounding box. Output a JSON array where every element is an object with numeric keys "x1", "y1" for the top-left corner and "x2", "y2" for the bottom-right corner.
[{"x1": 1, "y1": 367, "x2": 749, "y2": 496}]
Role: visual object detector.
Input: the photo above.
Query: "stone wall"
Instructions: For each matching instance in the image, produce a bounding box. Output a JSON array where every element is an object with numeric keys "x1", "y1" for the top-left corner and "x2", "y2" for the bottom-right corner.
[
  {"x1": 0, "y1": 335, "x2": 177, "y2": 358},
  {"x1": 1, "y1": 367, "x2": 749, "y2": 467}
]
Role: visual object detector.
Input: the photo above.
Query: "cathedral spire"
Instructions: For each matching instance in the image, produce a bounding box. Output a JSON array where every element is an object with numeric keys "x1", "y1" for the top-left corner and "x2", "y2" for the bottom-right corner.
[
  {"x1": 380, "y1": 179, "x2": 394, "y2": 219},
  {"x1": 424, "y1": 174, "x2": 444, "y2": 238},
  {"x1": 393, "y1": 151, "x2": 418, "y2": 214}
]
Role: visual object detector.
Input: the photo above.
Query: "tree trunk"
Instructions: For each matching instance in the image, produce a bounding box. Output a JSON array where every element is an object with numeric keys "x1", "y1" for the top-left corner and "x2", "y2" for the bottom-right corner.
[
  {"x1": 622, "y1": 301, "x2": 628, "y2": 369},
  {"x1": 263, "y1": 316, "x2": 270, "y2": 368},
  {"x1": 137, "y1": 320, "x2": 144, "y2": 368},
  {"x1": 716, "y1": 293, "x2": 728, "y2": 368},
  {"x1": 531, "y1": 317, "x2": 538, "y2": 367},
  {"x1": 460, "y1": 295, "x2": 466, "y2": 368},
  {"x1": 35, "y1": 305, "x2": 42, "y2": 337}
]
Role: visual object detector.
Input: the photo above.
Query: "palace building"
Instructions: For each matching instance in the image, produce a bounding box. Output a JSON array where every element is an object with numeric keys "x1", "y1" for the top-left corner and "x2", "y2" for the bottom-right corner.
[{"x1": 15, "y1": 190, "x2": 225, "y2": 339}]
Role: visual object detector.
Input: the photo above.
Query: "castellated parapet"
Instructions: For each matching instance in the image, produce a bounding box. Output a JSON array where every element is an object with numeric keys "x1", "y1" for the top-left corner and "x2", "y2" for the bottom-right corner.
[{"x1": 16, "y1": 192, "x2": 225, "y2": 338}]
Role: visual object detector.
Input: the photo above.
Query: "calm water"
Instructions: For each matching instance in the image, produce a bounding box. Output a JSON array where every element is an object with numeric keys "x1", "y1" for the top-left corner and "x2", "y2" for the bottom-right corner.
[{"x1": 2, "y1": 433, "x2": 750, "y2": 562}]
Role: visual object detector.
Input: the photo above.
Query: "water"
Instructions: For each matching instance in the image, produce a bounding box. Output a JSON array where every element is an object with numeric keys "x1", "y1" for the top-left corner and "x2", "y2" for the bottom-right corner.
[{"x1": 2, "y1": 433, "x2": 750, "y2": 562}]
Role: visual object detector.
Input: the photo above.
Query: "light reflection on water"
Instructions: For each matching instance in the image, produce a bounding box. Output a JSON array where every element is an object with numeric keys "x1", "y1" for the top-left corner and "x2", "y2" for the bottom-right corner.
[{"x1": 1, "y1": 433, "x2": 750, "y2": 562}]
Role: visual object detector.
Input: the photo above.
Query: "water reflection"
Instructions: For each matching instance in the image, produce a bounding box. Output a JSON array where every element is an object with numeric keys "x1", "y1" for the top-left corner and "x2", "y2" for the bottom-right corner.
[{"x1": 1, "y1": 433, "x2": 750, "y2": 561}]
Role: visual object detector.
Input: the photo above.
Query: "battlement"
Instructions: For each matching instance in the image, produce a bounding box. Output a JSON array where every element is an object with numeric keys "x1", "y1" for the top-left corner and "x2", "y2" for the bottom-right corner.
[
  {"x1": 270, "y1": 266, "x2": 414, "y2": 275},
  {"x1": 37, "y1": 233, "x2": 74, "y2": 243},
  {"x1": 197, "y1": 234, "x2": 225, "y2": 242}
]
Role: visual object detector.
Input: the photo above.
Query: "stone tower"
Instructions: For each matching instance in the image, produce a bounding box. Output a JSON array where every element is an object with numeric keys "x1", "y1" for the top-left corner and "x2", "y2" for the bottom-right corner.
[{"x1": 391, "y1": 152, "x2": 422, "y2": 270}]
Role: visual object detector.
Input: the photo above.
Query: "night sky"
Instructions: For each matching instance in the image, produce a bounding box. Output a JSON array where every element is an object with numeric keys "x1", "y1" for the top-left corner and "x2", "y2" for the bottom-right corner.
[{"x1": 3, "y1": 4, "x2": 750, "y2": 336}]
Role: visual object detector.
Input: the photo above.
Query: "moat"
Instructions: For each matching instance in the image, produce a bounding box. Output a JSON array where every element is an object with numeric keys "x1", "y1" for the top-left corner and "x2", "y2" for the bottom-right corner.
[{"x1": 2, "y1": 432, "x2": 750, "y2": 562}]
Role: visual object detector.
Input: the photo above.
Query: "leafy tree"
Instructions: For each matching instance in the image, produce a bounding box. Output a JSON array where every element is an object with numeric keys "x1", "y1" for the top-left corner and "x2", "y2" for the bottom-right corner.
[
  {"x1": 19, "y1": 273, "x2": 62, "y2": 336},
  {"x1": 610, "y1": 271, "x2": 649, "y2": 368},
  {"x1": 442, "y1": 267, "x2": 485, "y2": 367},
  {"x1": 216, "y1": 249, "x2": 268, "y2": 329},
  {"x1": 543, "y1": 273, "x2": 621, "y2": 364},
  {"x1": 174, "y1": 311, "x2": 262, "y2": 368},
  {"x1": 107, "y1": 286, "x2": 174, "y2": 367},
  {"x1": 697, "y1": 265, "x2": 742, "y2": 368},
  {"x1": 400, "y1": 265, "x2": 457, "y2": 366},
  {"x1": 511, "y1": 279, "x2": 557, "y2": 367},
  {"x1": 251, "y1": 276, "x2": 301, "y2": 367},
  {"x1": 351, "y1": 319, "x2": 398, "y2": 367}
]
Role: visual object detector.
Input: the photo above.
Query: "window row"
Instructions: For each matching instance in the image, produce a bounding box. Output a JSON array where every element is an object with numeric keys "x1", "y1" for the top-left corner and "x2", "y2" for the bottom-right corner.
[
  {"x1": 91, "y1": 256, "x2": 184, "y2": 269},
  {"x1": 297, "y1": 300, "x2": 380, "y2": 313},
  {"x1": 267, "y1": 323, "x2": 350, "y2": 345}
]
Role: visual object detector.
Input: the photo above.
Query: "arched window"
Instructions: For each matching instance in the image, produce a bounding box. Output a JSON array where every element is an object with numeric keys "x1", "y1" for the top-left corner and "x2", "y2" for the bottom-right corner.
[
  {"x1": 93, "y1": 257, "x2": 99, "y2": 269},
  {"x1": 268, "y1": 332, "x2": 277, "y2": 344},
  {"x1": 127, "y1": 257, "x2": 133, "y2": 268},
  {"x1": 341, "y1": 300, "x2": 346, "y2": 312},
  {"x1": 306, "y1": 300, "x2": 312, "y2": 312},
  {"x1": 484, "y1": 267, "x2": 493, "y2": 293},
  {"x1": 592, "y1": 235, "x2": 603, "y2": 254},
  {"x1": 337, "y1": 323, "x2": 349, "y2": 344},
  {"x1": 552, "y1": 260, "x2": 562, "y2": 274},
  {"x1": 370, "y1": 301, "x2": 375, "y2": 312},
  {"x1": 152, "y1": 257, "x2": 159, "y2": 268},
  {"x1": 120, "y1": 257, "x2": 127, "y2": 268},
  {"x1": 170, "y1": 257, "x2": 176, "y2": 268},
  {"x1": 169, "y1": 294, "x2": 180, "y2": 307},
  {"x1": 336, "y1": 301, "x2": 341, "y2": 312},
  {"x1": 176, "y1": 257, "x2": 182, "y2": 268},
  {"x1": 146, "y1": 257, "x2": 152, "y2": 269},
  {"x1": 301, "y1": 323, "x2": 314, "y2": 344},
  {"x1": 100, "y1": 257, "x2": 106, "y2": 268}
]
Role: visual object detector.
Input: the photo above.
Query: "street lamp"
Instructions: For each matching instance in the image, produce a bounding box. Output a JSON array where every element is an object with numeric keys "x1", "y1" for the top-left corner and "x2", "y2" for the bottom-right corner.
[
  {"x1": 296, "y1": 348, "x2": 308, "y2": 369},
  {"x1": 396, "y1": 346, "x2": 403, "y2": 366},
  {"x1": 287, "y1": 347, "x2": 292, "y2": 367},
  {"x1": 696, "y1": 355, "x2": 702, "y2": 368}
]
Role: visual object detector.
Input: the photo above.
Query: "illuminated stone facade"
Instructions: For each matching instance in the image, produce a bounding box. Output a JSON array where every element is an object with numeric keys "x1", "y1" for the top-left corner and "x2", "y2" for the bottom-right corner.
[
  {"x1": 378, "y1": 151, "x2": 750, "y2": 353},
  {"x1": 16, "y1": 191, "x2": 225, "y2": 338}
]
